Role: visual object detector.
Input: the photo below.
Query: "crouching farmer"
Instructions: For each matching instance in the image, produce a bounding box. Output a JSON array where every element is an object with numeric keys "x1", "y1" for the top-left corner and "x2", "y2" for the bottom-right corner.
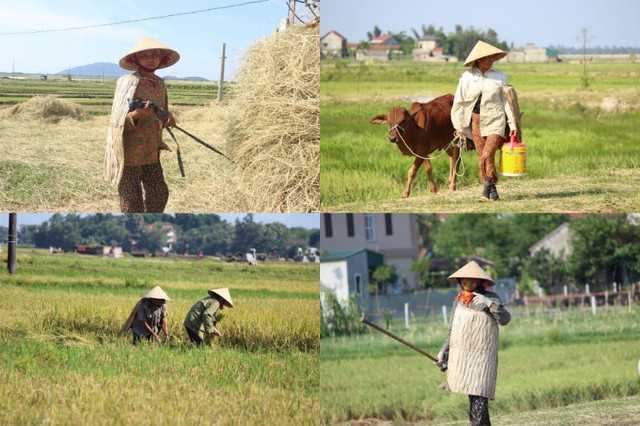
[
  {"x1": 183, "y1": 288, "x2": 234, "y2": 347},
  {"x1": 435, "y1": 261, "x2": 511, "y2": 426},
  {"x1": 123, "y1": 285, "x2": 170, "y2": 345}
]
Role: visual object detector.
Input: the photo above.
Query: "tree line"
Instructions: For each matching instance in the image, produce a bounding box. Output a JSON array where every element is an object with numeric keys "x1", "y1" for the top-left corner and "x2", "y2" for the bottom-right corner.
[
  {"x1": 359, "y1": 24, "x2": 510, "y2": 60},
  {"x1": 2, "y1": 214, "x2": 320, "y2": 259},
  {"x1": 412, "y1": 214, "x2": 640, "y2": 295}
]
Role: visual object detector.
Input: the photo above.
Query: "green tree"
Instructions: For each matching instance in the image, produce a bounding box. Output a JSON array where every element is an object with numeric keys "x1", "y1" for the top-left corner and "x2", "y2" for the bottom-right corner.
[
  {"x1": 371, "y1": 264, "x2": 397, "y2": 295},
  {"x1": 567, "y1": 215, "x2": 640, "y2": 289},
  {"x1": 525, "y1": 248, "x2": 569, "y2": 294},
  {"x1": 411, "y1": 255, "x2": 433, "y2": 288},
  {"x1": 366, "y1": 25, "x2": 382, "y2": 41}
]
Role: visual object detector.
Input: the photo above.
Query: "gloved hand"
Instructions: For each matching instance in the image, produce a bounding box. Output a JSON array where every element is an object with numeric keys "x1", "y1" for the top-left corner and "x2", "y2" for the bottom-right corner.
[
  {"x1": 472, "y1": 292, "x2": 495, "y2": 310},
  {"x1": 434, "y1": 349, "x2": 448, "y2": 372}
]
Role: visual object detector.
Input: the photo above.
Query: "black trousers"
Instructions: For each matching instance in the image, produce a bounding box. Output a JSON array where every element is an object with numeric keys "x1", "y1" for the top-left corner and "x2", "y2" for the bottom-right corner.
[
  {"x1": 469, "y1": 395, "x2": 490, "y2": 426},
  {"x1": 132, "y1": 332, "x2": 151, "y2": 346},
  {"x1": 186, "y1": 327, "x2": 203, "y2": 346}
]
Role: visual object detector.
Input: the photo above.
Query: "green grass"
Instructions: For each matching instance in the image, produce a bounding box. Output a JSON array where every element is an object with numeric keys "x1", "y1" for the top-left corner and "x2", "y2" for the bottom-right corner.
[
  {"x1": 320, "y1": 306, "x2": 640, "y2": 425},
  {"x1": 320, "y1": 61, "x2": 640, "y2": 211},
  {"x1": 0, "y1": 248, "x2": 319, "y2": 425}
]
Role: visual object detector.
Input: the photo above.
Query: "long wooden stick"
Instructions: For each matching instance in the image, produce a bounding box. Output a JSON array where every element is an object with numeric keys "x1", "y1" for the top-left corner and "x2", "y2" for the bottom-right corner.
[{"x1": 360, "y1": 314, "x2": 438, "y2": 362}]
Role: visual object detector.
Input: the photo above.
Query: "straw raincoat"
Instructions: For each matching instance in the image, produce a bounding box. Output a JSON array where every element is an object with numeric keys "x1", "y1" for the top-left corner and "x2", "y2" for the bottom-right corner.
[
  {"x1": 436, "y1": 261, "x2": 510, "y2": 426},
  {"x1": 451, "y1": 41, "x2": 518, "y2": 140}
]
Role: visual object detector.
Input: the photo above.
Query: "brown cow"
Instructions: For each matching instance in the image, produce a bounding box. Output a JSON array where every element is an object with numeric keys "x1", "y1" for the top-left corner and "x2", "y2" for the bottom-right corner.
[{"x1": 370, "y1": 94, "x2": 463, "y2": 198}]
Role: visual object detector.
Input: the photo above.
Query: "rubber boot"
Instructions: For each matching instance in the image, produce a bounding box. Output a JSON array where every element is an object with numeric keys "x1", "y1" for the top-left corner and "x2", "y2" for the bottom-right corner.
[
  {"x1": 480, "y1": 178, "x2": 491, "y2": 201},
  {"x1": 490, "y1": 183, "x2": 499, "y2": 201}
]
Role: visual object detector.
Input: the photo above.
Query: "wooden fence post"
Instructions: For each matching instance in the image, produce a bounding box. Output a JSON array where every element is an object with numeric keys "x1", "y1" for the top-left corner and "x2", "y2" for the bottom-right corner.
[{"x1": 217, "y1": 43, "x2": 226, "y2": 102}]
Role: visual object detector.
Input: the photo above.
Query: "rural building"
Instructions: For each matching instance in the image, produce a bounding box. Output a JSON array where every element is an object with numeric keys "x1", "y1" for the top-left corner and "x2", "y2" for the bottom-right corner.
[
  {"x1": 507, "y1": 43, "x2": 558, "y2": 63},
  {"x1": 321, "y1": 213, "x2": 422, "y2": 290},
  {"x1": 320, "y1": 248, "x2": 383, "y2": 310},
  {"x1": 321, "y1": 30, "x2": 347, "y2": 58},
  {"x1": 412, "y1": 35, "x2": 458, "y2": 62},
  {"x1": 528, "y1": 222, "x2": 572, "y2": 259},
  {"x1": 356, "y1": 35, "x2": 401, "y2": 61}
]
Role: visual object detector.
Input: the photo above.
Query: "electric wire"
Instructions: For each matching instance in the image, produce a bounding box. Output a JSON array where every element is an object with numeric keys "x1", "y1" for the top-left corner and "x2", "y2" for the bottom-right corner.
[{"x1": 0, "y1": 0, "x2": 270, "y2": 36}]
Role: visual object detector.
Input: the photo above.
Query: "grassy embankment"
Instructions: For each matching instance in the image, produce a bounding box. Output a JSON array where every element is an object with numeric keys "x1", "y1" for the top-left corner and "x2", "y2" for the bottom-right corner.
[
  {"x1": 0, "y1": 248, "x2": 319, "y2": 425},
  {"x1": 320, "y1": 61, "x2": 640, "y2": 212},
  {"x1": 321, "y1": 304, "x2": 640, "y2": 425}
]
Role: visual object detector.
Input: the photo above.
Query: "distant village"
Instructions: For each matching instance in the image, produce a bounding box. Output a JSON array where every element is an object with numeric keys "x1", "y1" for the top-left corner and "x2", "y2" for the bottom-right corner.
[{"x1": 321, "y1": 31, "x2": 638, "y2": 63}]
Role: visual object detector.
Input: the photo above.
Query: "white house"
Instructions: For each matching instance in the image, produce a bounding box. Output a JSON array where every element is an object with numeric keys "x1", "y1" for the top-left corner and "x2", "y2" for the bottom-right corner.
[
  {"x1": 320, "y1": 248, "x2": 383, "y2": 310},
  {"x1": 321, "y1": 30, "x2": 347, "y2": 58}
]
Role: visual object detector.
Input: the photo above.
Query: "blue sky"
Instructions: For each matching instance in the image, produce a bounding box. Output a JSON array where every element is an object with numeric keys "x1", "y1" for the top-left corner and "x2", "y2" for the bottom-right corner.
[
  {"x1": 321, "y1": 0, "x2": 640, "y2": 49},
  {"x1": 0, "y1": 213, "x2": 320, "y2": 230},
  {"x1": 0, "y1": 0, "x2": 287, "y2": 79}
]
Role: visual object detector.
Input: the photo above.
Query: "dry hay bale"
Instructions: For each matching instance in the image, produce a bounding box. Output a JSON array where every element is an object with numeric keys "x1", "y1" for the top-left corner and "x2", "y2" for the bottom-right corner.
[
  {"x1": 223, "y1": 24, "x2": 319, "y2": 212},
  {"x1": 0, "y1": 95, "x2": 88, "y2": 123}
]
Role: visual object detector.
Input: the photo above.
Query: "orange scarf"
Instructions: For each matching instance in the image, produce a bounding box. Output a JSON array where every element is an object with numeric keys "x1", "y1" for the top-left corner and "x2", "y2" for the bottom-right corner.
[{"x1": 457, "y1": 278, "x2": 480, "y2": 307}]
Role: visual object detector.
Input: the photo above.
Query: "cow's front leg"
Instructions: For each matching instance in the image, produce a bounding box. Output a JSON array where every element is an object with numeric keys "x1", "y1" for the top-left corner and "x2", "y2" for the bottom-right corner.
[
  {"x1": 422, "y1": 158, "x2": 437, "y2": 194},
  {"x1": 448, "y1": 146, "x2": 460, "y2": 191},
  {"x1": 402, "y1": 157, "x2": 422, "y2": 198}
]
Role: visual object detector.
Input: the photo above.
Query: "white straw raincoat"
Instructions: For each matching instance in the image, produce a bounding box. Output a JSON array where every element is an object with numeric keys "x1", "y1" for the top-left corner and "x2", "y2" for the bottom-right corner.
[{"x1": 451, "y1": 66, "x2": 518, "y2": 139}]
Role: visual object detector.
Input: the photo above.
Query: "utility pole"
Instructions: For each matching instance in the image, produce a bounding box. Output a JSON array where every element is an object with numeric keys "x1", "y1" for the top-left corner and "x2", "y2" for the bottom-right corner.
[
  {"x1": 217, "y1": 43, "x2": 226, "y2": 102},
  {"x1": 12, "y1": 60, "x2": 15, "y2": 79},
  {"x1": 8, "y1": 213, "x2": 17, "y2": 274}
]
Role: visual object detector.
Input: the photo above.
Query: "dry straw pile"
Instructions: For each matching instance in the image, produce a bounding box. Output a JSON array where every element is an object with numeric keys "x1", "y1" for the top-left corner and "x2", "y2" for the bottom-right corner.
[
  {"x1": 0, "y1": 95, "x2": 88, "y2": 123},
  {"x1": 223, "y1": 24, "x2": 319, "y2": 212}
]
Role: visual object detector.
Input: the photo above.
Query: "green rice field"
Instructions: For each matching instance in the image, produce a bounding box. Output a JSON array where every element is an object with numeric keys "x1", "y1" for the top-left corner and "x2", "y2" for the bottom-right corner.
[
  {"x1": 320, "y1": 61, "x2": 640, "y2": 212},
  {"x1": 0, "y1": 248, "x2": 319, "y2": 425},
  {"x1": 321, "y1": 304, "x2": 640, "y2": 425}
]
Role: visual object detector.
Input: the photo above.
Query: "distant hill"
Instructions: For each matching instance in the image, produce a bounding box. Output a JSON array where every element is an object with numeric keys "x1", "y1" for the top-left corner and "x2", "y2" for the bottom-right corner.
[
  {"x1": 56, "y1": 62, "x2": 209, "y2": 81},
  {"x1": 57, "y1": 62, "x2": 127, "y2": 78},
  {"x1": 163, "y1": 75, "x2": 210, "y2": 82}
]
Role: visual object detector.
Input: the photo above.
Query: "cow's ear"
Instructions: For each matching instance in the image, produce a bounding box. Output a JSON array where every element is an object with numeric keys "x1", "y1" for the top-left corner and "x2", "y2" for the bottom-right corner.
[
  {"x1": 370, "y1": 114, "x2": 388, "y2": 124},
  {"x1": 408, "y1": 104, "x2": 421, "y2": 116}
]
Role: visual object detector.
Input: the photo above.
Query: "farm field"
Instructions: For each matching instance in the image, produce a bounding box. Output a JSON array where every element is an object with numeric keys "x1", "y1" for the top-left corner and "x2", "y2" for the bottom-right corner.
[
  {"x1": 321, "y1": 305, "x2": 640, "y2": 425},
  {"x1": 320, "y1": 61, "x2": 640, "y2": 212},
  {"x1": 0, "y1": 248, "x2": 319, "y2": 425},
  {"x1": 0, "y1": 77, "x2": 237, "y2": 212},
  {"x1": 0, "y1": 75, "x2": 225, "y2": 111}
]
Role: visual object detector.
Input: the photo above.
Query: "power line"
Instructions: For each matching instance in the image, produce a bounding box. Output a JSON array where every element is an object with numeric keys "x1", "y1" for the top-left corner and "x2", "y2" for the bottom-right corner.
[{"x1": 0, "y1": 0, "x2": 270, "y2": 36}]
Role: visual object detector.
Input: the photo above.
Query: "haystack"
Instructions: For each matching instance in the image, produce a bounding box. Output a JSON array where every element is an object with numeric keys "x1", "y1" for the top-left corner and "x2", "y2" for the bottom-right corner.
[
  {"x1": 0, "y1": 95, "x2": 87, "y2": 123},
  {"x1": 223, "y1": 24, "x2": 319, "y2": 212}
]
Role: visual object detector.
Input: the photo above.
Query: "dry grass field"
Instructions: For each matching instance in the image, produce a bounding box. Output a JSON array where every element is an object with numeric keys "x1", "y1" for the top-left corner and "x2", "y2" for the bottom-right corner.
[{"x1": 0, "y1": 25, "x2": 319, "y2": 213}]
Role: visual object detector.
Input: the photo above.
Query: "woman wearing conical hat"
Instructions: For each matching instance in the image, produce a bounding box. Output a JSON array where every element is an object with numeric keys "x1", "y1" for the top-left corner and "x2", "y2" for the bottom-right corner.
[
  {"x1": 183, "y1": 288, "x2": 234, "y2": 347},
  {"x1": 123, "y1": 285, "x2": 171, "y2": 345},
  {"x1": 435, "y1": 261, "x2": 510, "y2": 426},
  {"x1": 451, "y1": 40, "x2": 519, "y2": 202},
  {"x1": 104, "y1": 36, "x2": 180, "y2": 213}
]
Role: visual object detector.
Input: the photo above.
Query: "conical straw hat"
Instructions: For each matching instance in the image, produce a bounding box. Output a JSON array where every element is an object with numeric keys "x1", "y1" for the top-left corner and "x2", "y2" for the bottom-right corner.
[
  {"x1": 142, "y1": 285, "x2": 171, "y2": 301},
  {"x1": 447, "y1": 260, "x2": 494, "y2": 284},
  {"x1": 119, "y1": 36, "x2": 180, "y2": 71},
  {"x1": 208, "y1": 288, "x2": 234, "y2": 308},
  {"x1": 463, "y1": 40, "x2": 507, "y2": 67}
]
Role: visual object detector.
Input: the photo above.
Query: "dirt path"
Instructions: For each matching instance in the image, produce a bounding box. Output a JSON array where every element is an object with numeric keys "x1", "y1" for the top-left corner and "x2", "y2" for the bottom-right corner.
[{"x1": 323, "y1": 170, "x2": 640, "y2": 213}]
